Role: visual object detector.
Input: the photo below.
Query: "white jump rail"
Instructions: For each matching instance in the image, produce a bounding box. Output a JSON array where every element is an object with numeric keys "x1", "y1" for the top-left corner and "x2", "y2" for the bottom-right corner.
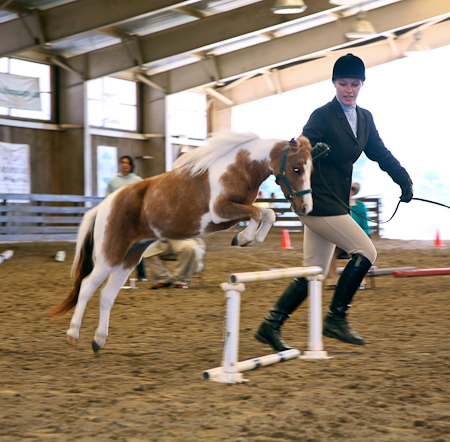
[{"x1": 202, "y1": 266, "x2": 331, "y2": 384}]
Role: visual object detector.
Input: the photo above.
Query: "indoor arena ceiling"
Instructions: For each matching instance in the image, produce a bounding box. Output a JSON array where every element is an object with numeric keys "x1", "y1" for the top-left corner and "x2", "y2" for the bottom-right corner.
[{"x1": 0, "y1": 0, "x2": 449, "y2": 97}]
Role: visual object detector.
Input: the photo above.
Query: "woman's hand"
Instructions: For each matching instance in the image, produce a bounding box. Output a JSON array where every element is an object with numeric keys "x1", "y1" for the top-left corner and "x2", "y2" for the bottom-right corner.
[
  {"x1": 400, "y1": 179, "x2": 413, "y2": 203},
  {"x1": 311, "y1": 142, "x2": 331, "y2": 164}
]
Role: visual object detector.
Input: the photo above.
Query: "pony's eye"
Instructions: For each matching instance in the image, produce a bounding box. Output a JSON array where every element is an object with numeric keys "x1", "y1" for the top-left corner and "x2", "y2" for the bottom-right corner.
[{"x1": 293, "y1": 167, "x2": 300, "y2": 174}]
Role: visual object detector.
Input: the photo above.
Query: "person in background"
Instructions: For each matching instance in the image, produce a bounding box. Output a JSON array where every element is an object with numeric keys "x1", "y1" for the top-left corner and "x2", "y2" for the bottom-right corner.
[
  {"x1": 106, "y1": 155, "x2": 142, "y2": 195},
  {"x1": 254, "y1": 190, "x2": 270, "y2": 209},
  {"x1": 269, "y1": 192, "x2": 278, "y2": 209},
  {"x1": 348, "y1": 182, "x2": 371, "y2": 236},
  {"x1": 142, "y1": 238, "x2": 206, "y2": 289},
  {"x1": 254, "y1": 53, "x2": 413, "y2": 349},
  {"x1": 106, "y1": 155, "x2": 147, "y2": 281},
  {"x1": 324, "y1": 182, "x2": 371, "y2": 289}
]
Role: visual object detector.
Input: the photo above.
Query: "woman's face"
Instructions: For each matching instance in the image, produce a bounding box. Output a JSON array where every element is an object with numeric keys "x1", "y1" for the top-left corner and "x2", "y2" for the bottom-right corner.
[
  {"x1": 119, "y1": 158, "x2": 132, "y2": 176},
  {"x1": 334, "y1": 78, "x2": 363, "y2": 106}
]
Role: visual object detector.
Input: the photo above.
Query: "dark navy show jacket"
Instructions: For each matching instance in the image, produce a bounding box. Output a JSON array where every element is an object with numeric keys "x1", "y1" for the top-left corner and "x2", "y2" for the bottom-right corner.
[{"x1": 302, "y1": 97, "x2": 410, "y2": 217}]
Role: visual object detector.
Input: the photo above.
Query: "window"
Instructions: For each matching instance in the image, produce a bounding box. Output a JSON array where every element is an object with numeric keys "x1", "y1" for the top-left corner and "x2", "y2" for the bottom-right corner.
[
  {"x1": 0, "y1": 58, "x2": 51, "y2": 121},
  {"x1": 87, "y1": 77, "x2": 137, "y2": 131},
  {"x1": 167, "y1": 91, "x2": 207, "y2": 140}
]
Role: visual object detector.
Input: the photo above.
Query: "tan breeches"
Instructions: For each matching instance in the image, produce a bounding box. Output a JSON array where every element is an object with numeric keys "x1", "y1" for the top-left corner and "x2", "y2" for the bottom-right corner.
[
  {"x1": 299, "y1": 214, "x2": 377, "y2": 279},
  {"x1": 143, "y1": 239, "x2": 205, "y2": 285}
]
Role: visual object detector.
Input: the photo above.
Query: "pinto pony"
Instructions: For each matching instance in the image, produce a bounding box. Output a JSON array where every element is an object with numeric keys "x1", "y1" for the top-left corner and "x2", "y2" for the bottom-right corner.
[{"x1": 49, "y1": 131, "x2": 313, "y2": 352}]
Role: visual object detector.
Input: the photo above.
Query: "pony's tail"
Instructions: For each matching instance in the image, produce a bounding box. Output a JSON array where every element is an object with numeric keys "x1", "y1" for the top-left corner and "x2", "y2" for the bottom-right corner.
[{"x1": 48, "y1": 205, "x2": 98, "y2": 317}]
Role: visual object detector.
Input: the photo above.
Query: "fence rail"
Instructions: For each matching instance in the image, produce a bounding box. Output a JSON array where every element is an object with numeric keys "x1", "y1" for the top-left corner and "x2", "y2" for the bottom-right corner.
[
  {"x1": 0, "y1": 194, "x2": 381, "y2": 242},
  {"x1": 256, "y1": 197, "x2": 381, "y2": 237},
  {"x1": 0, "y1": 193, "x2": 103, "y2": 242}
]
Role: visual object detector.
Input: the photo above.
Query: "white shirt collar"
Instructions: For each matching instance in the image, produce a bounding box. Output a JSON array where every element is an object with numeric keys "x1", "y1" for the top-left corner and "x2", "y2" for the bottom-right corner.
[{"x1": 337, "y1": 97, "x2": 357, "y2": 113}]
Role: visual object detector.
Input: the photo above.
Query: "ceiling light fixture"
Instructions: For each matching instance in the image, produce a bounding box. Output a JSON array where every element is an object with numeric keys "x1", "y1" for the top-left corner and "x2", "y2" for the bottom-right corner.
[
  {"x1": 272, "y1": 0, "x2": 307, "y2": 14},
  {"x1": 345, "y1": 11, "x2": 376, "y2": 39},
  {"x1": 404, "y1": 32, "x2": 430, "y2": 56}
]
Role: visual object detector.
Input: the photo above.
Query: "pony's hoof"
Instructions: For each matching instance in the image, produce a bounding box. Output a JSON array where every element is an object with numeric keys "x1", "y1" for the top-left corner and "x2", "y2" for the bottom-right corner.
[
  {"x1": 92, "y1": 340, "x2": 101, "y2": 353},
  {"x1": 231, "y1": 235, "x2": 239, "y2": 246},
  {"x1": 67, "y1": 336, "x2": 78, "y2": 346}
]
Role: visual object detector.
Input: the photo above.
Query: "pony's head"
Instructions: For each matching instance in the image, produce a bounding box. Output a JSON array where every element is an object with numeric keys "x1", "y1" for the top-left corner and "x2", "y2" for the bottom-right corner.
[{"x1": 270, "y1": 135, "x2": 313, "y2": 216}]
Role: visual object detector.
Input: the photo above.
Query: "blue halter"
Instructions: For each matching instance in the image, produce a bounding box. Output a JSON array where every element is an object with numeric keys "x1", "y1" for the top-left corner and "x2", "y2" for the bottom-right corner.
[{"x1": 275, "y1": 145, "x2": 312, "y2": 201}]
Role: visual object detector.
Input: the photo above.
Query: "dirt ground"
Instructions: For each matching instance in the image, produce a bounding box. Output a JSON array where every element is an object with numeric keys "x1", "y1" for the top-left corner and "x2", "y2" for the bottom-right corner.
[{"x1": 1, "y1": 228, "x2": 449, "y2": 442}]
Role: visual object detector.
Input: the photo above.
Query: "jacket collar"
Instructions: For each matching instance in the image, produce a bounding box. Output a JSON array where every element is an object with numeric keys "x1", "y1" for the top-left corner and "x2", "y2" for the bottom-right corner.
[{"x1": 331, "y1": 97, "x2": 366, "y2": 141}]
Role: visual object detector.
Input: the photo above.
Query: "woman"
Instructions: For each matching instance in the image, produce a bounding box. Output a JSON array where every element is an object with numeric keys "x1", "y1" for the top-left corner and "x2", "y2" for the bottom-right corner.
[
  {"x1": 106, "y1": 155, "x2": 142, "y2": 195},
  {"x1": 106, "y1": 155, "x2": 147, "y2": 281},
  {"x1": 255, "y1": 53, "x2": 413, "y2": 348}
]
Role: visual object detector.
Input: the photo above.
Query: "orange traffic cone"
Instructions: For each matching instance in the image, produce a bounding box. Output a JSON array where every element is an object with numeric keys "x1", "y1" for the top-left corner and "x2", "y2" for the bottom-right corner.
[
  {"x1": 279, "y1": 229, "x2": 293, "y2": 249},
  {"x1": 432, "y1": 230, "x2": 445, "y2": 247}
]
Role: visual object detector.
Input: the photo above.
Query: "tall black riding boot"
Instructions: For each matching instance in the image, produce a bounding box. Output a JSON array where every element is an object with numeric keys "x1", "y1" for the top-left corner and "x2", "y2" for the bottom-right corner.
[
  {"x1": 254, "y1": 277, "x2": 308, "y2": 351},
  {"x1": 323, "y1": 253, "x2": 372, "y2": 345}
]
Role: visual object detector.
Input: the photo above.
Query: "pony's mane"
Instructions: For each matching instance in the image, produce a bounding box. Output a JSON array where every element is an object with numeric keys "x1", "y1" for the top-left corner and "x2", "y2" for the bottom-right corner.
[{"x1": 173, "y1": 131, "x2": 260, "y2": 176}]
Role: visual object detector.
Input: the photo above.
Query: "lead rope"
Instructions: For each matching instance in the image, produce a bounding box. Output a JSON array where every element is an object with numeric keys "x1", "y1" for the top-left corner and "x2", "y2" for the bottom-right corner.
[{"x1": 316, "y1": 162, "x2": 450, "y2": 225}]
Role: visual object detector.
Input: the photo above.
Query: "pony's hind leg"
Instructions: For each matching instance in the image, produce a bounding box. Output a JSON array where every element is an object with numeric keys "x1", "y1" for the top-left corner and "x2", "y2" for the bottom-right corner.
[
  {"x1": 92, "y1": 264, "x2": 134, "y2": 353},
  {"x1": 67, "y1": 263, "x2": 112, "y2": 345}
]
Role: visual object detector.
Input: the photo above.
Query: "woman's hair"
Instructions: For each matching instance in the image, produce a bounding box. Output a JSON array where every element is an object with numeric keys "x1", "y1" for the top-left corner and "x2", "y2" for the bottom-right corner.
[{"x1": 119, "y1": 155, "x2": 135, "y2": 173}]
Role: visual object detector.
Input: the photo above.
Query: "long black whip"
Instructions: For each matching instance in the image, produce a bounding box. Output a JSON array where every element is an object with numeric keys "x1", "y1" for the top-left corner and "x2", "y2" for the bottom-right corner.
[{"x1": 316, "y1": 162, "x2": 450, "y2": 225}]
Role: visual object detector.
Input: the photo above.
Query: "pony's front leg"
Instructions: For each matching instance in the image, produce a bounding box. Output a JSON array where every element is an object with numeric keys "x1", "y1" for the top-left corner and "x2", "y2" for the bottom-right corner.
[
  {"x1": 92, "y1": 265, "x2": 133, "y2": 353},
  {"x1": 67, "y1": 265, "x2": 112, "y2": 345},
  {"x1": 245, "y1": 208, "x2": 276, "y2": 246},
  {"x1": 231, "y1": 206, "x2": 275, "y2": 246},
  {"x1": 231, "y1": 218, "x2": 259, "y2": 246}
]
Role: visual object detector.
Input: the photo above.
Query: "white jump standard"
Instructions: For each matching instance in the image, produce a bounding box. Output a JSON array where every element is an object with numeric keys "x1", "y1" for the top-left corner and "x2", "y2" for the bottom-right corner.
[{"x1": 202, "y1": 266, "x2": 330, "y2": 384}]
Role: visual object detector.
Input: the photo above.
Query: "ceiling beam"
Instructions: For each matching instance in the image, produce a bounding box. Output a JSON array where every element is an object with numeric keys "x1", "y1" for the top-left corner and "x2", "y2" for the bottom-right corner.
[
  {"x1": 264, "y1": 69, "x2": 283, "y2": 94},
  {"x1": 136, "y1": 73, "x2": 166, "y2": 94},
  {"x1": 138, "y1": 0, "x2": 337, "y2": 62},
  {"x1": 220, "y1": 73, "x2": 256, "y2": 91},
  {"x1": 0, "y1": 0, "x2": 336, "y2": 58},
  {"x1": 0, "y1": 0, "x2": 28, "y2": 14},
  {"x1": 173, "y1": 5, "x2": 212, "y2": 18},
  {"x1": 49, "y1": 55, "x2": 84, "y2": 79},
  {"x1": 0, "y1": 0, "x2": 15, "y2": 9},
  {"x1": 95, "y1": 27, "x2": 131, "y2": 40},
  {"x1": 41, "y1": 0, "x2": 338, "y2": 82},
  {"x1": 213, "y1": 19, "x2": 450, "y2": 109},
  {"x1": 31, "y1": 9, "x2": 47, "y2": 46},
  {"x1": 205, "y1": 87, "x2": 234, "y2": 106},
  {"x1": 0, "y1": 0, "x2": 201, "y2": 56},
  {"x1": 51, "y1": 0, "x2": 450, "y2": 89},
  {"x1": 149, "y1": 0, "x2": 450, "y2": 94}
]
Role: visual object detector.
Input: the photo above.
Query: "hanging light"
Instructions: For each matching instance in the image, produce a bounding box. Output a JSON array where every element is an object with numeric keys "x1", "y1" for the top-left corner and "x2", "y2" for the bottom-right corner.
[
  {"x1": 345, "y1": 11, "x2": 376, "y2": 39},
  {"x1": 272, "y1": 0, "x2": 307, "y2": 14},
  {"x1": 404, "y1": 32, "x2": 430, "y2": 56}
]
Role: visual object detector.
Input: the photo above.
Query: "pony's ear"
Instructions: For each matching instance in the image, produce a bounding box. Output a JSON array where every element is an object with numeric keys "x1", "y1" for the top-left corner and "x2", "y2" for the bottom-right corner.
[{"x1": 296, "y1": 134, "x2": 312, "y2": 151}]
